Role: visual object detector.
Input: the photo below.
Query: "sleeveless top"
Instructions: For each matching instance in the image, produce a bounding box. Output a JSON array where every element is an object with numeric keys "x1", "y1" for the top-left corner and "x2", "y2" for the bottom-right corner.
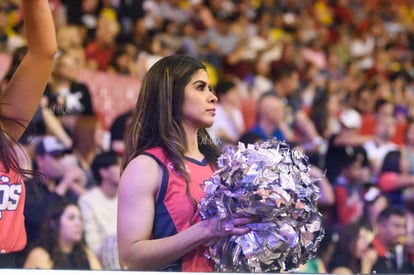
[
  {"x1": 53, "y1": 250, "x2": 91, "y2": 270},
  {"x1": 0, "y1": 164, "x2": 26, "y2": 253},
  {"x1": 143, "y1": 147, "x2": 214, "y2": 272}
]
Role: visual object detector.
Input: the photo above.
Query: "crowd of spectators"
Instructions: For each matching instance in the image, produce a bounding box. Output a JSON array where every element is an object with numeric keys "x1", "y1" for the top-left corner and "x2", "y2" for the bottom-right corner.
[{"x1": 2, "y1": 0, "x2": 414, "y2": 273}]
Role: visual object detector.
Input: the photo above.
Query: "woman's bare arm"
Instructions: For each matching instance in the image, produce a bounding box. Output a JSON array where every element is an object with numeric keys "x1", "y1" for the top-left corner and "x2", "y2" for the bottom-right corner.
[
  {"x1": 1, "y1": 0, "x2": 57, "y2": 140},
  {"x1": 117, "y1": 155, "x2": 251, "y2": 270}
]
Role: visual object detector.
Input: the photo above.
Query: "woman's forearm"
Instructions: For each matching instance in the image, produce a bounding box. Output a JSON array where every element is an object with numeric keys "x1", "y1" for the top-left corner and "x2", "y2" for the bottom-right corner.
[
  {"x1": 23, "y1": 0, "x2": 57, "y2": 57},
  {"x1": 119, "y1": 221, "x2": 212, "y2": 270}
]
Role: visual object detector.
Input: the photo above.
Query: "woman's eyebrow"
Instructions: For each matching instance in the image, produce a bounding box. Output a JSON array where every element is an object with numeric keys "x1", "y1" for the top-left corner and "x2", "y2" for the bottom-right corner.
[{"x1": 191, "y1": 80, "x2": 208, "y2": 85}]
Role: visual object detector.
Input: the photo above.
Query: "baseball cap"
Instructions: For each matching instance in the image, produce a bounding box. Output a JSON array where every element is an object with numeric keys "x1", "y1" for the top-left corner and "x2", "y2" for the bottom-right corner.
[
  {"x1": 339, "y1": 109, "x2": 362, "y2": 129},
  {"x1": 364, "y1": 186, "x2": 381, "y2": 203},
  {"x1": 35, "y1": 135, "x2": 70, "y2": 157}
]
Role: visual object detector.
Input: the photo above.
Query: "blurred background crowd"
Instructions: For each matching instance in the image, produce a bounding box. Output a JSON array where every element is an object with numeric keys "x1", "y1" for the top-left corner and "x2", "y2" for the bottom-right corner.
[{"x1": 3, "y1": 0, "x2": 414, "y2": 273}]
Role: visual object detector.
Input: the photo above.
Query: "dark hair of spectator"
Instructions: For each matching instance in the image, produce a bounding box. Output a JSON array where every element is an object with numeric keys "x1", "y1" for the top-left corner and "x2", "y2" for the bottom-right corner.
[
  {"x1": 377, "y1": 205, "x2": 405, "y2": 223},
  {"x1": 214, "y1": 79, "x2": 236, "y2": 98},
  {"x1": 374, "y1": 98, "x2": 394, "y2": 115},
  {"x1": 91, "y1": 151, "x2": 120, "y2": 184},
  {"x1": 380, "y1": 150, "x2": 400, "y2": 173},
  {"x1": 34, "y1": 200, "x2": 90, "y2": 269},
  {"x1": 270, "y1": 65, "x2": 296, "y2": 83}
]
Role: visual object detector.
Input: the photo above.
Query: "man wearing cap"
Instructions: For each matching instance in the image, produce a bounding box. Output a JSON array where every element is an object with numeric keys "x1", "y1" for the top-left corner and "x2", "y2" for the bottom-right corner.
[
  {"x1": 18, "y1": 135, "x2": 89, "y2": 265},
  {"x1": 323, "y1": 109, "x2": 374, "y2": 225},
  {"x1": 324, "y1": 109, "x2": 373, "y2": 184}
]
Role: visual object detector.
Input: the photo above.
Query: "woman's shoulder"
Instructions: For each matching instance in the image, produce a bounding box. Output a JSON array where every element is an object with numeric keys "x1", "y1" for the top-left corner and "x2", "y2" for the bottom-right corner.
[
  {"x1": 27, "y1": 246, "x2": 49, "y2": 257},
  {"x1": 122, "y1": 153, "x2": 165, "y2": 185},
  {"x1": 24, "y1": 246, "x2": 52, "y2": 268},
  {"x1": 125, "y1": 153, "x2": 162, "y2": 171},
  {"x1": 84, "y1": 246, "x2": 103, "y2": 270},
  {"x1": 120, "y1": 153, "x2": 164, "y2": 202},
  {"x1": 142, "y1": 146, "x2": 165, "y2": 157},
  {"x1": 328, "y1": 251, "x2": 353, "y2": 272},
  {"x1": 139, "y1": 147, "x2": 171, "y2": 166}
]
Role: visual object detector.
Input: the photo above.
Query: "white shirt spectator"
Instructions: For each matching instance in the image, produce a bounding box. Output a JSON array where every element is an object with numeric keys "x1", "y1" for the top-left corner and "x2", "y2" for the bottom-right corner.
[
  {"x1": 78, "y1": 187, "x2": 118, "y2": 258},
  {"x1": 209, "y1": 104, "x2": 245, "y2": 145}
]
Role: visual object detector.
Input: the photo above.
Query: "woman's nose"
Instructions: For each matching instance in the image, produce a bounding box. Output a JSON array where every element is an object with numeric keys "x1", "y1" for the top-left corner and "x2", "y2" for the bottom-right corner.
[{"x1": 209, "y1": 93, "x2": 218, "y2": 103}]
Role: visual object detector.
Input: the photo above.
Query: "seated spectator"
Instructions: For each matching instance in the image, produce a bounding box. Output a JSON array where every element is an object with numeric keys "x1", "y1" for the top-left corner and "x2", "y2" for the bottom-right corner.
[
  {"x1": 84, "y1": 14, "x2": 118, "y2": 71},
  {"x1": 155, "y1": 19, "x2": 183, "y2": 54},
  {"x1": 56, "y1": 24, "x2": 86, "y2": 68},
  {"x1": 400, "y1": 118, "x2": 414, "y2": 174},
  {"x1": 203, "y1": 13, "x2": 242, "y2": 74},
  {"x1": 44, "y1": 51, "x2": 95, "y2": 133},
  {"x1": 324, "y1": 108, "x2": 372, "y2": 184},
  {"x1": 246, "y1": 91, "x2": 295, "y2": 143},
  {"x1": 64, "y1": 0, "x2": 102, "y2": 44},
  {"x1": 136, "y1": 34, "x2": 175, "y2": 77},
  {"x1": 354, "y1": 84, "x2": 379, "y2": 136},
  {"x1": 0, "y1": 4, "x2": 17, "y2": 53},
  {"x1": 249, "y1": 58, "x2": 273, "y2": 101},
  {"x1": 309, "y1": 88, "x2": 342, "y2": 167},
  {"x1": 378, "y1": 150, "x2": 414, "y2": 206},
  {"x1": 269, "y1": 65, "x2": 323, "y2": 154},
  {"x1": 23, "y1": 200, "x2": 102, "y2": 269},
  {"x1": 109, "y1": 109, "x2": 132, "y2": 155},
  {"x1": 208, "y1": 79, "x2": 245, "y2": 148},
  {"x1": 78, "y1": 151, "x2": 121, "y2": 261},
  {"x1": 371, "y1": 206, "x2": 414, "y2": 273},
  {"x1": 309, "y1": 87, "x2": 342, "y2": 141},
  {"x1": 107, "y1": 43, "x2": 138, "y2": 77},
  {"x1": 24, "y1": 136, "x2": 90, "y2": 248},
  {"x1": 402, "y1": 187, "x2": 414, "y2": 262},
  {"x1": 359, "y1": 98, "x2": 406, "y2": 145},
  {"x1": 363, "y1": 115, "x2": 398, "y2": 179},
  {"x1": 328, "y1": 222, "x2": 377, "y2": 274},
  {"x1": 359, "y1": 187, "x2": 389, "y2": 233},
  {"x1": 333, "y1": 149, "x2": 366, "y2": 227},
  {"x1": 1, "y1": 46, "x2": 73, "y2": 149}
]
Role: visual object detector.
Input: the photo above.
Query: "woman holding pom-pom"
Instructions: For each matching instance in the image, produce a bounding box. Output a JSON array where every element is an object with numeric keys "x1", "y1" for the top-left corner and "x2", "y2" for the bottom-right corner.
[{"x1": 117, "y1": 55, "x2": 254, "y2": 271}]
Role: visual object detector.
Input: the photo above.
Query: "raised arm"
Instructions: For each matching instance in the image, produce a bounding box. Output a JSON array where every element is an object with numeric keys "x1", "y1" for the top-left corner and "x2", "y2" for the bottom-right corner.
[{"x1": 1, "y1": 0, "x2": 57, "y2": 140}]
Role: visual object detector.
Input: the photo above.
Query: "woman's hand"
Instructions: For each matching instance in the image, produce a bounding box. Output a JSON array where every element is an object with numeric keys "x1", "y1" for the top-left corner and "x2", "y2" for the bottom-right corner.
[
  {"x1": 202, "y1": 214, "x2": 257, "y2": 241},
  {"x1": 360, "y1": 248, "x2": 377, "y2": 274}
]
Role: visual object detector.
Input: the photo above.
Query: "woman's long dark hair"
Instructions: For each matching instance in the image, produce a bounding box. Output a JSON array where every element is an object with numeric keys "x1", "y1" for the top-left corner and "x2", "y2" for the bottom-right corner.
[
  {"x1": 310, "y1": 91, "x2": 329, "y2": 138},
  {"x1": 123, "y1": 54, "x2": 220, "y2": 214},
  {"x1": 34, "y1": 200, "x2": 90, "y2": 269},
  {"x1": 0, "y1": 118, "x2": 23, "y2": 172},
  {"x1": 329, "y1": 222, "x2": 365, "y2": 273}
]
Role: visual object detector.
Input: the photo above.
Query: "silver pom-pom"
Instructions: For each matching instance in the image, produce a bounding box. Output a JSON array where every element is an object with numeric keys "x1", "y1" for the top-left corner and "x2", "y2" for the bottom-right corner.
[{"x1": 199, "y1": 138, "x2": 325, "y2": 272}]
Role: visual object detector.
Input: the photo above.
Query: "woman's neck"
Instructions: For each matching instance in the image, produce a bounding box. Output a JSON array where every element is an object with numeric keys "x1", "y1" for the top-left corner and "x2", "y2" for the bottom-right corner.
[
  {"x1": 59, "y1": 239, "x2": 74, "y2": 254},
  {"x1": 183, "y1": 125, "x2": 203, "y2": 161}
]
